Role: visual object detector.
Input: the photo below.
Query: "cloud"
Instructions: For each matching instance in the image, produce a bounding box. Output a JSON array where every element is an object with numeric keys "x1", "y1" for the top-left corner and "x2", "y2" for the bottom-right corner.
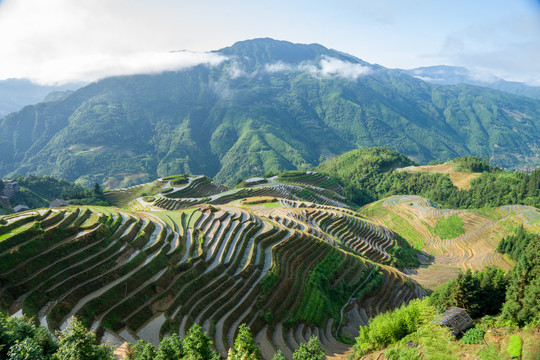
[
  {"x1": 264, "y1": 62, "x2": 293, "y2": 73},
  {"x1": 227, "y1": 64, "x2": 247, "y2": 79},
  {"x1": 0, "y1": 50, "x2": 227, "y2": 85},
  {"x1": 265, "y1": 57, "x2": 372, "y2": 80},
  {"x1": 0, "y1": 0, "x2": 227, "y2": 84},
  {"x1": 437, "y1": 15, "x2": 540, "y2": 85},
  {"x1": 315, "y1": 56, "x2": 372, "y2": 79}
]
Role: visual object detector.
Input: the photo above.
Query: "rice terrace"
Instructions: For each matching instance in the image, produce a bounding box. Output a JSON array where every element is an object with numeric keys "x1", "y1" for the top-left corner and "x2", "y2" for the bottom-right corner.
[{"x1": 1, "y1": 167, "x2": 537, "y2": 359}]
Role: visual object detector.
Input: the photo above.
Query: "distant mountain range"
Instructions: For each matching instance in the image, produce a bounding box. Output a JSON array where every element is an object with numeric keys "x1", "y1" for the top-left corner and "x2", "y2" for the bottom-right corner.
[
  {"x1": 401, "y1": 65, "x2": 540, "y2": 99},
  {"x1": 0, "y1": 79, "x2": 82, "y2": 118},
  {"x1": 0, "y1": 38, "x2": 539, "y2": 187}
]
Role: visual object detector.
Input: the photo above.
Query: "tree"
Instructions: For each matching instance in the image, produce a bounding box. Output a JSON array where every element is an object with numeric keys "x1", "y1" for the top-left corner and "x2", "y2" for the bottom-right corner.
[
  {"x1": 155, "y1": 333, "x2": 183, "y2": 360},
  {"x1": 8, "y1": 338, "x2": 45, "y2": 360},
  {"x1": 93, "y1": 183, "x2": 103, "y2": 196},
  {"x1": 127, "y1": 340, "x2": 156, "y2": 360},
  {"x1": 227, "y1": 324, "x2": 261, "y2": 360},
  {"x1": 183, "y1": 323, "x2": 219, "y2": 360},
  {"x1": 53, "y1": 318, "x2": 114, "y2": 360},
  {"x1": 293, "y1": 336, "x2": 325, "y2": 360},
  {"x1": 500, "y1": 233, "x2": 540, "y2": 326},
  {"x1": 0, "y1": 314, "x2": 58, "y2": 359},
  {"x1": 272, "y1": 350, "x2": 287, "y2": 360}
]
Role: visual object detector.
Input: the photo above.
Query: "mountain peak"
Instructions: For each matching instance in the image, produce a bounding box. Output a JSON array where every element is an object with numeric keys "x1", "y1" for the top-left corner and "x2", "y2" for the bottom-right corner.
[{"x1": 216, "y1": 37, "x2": 369, "y2": 68}]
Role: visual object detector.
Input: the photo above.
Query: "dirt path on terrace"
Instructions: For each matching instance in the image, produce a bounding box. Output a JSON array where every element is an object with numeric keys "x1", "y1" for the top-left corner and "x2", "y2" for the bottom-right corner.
[{"x1": 400, "y1": 164, "x2": 481, "y2": 190}]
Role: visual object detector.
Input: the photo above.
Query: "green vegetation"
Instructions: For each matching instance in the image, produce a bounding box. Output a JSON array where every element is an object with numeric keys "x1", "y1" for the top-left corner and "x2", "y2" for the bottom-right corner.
[
  {"x1": 451, "y1": 156, "x2": 493, "y2": 173},
  {"x1": 433, "y1": 215, "x2": 465, "y2": 239},
  {"x1": 499, "y1": 230, "x2": 539, "y2": 326},
  {"x1": 127, "y1": 334, "x2": 183, "y2": 360},
  {"x1": 461, "y1": 327, "x2": 485, "y2": 344},
  {"x1": 429, "y1": 267, "x2": 507, "y2": 318},
  {"x1": 292, "y1": 335, "x2": 325, "y2": 360},
  {"x1": 386, "y1": 235, "x2": 420, "y2": 268},
  {"x1": 8, "y1": 175, "x2": 109, "y2": 209},
  {"x1": 354, "y1": 299, "x2": 436, "y2": 356},
  {"x1": 384, "y1": 323, "x2": 458, "y2": 360},
  {"x1": 317, "y1": 147, "x2": 540, "y2": 208},
  {"x1": 507, "y1": 336, "x2": 522, "y2": 359},
  {"x1": 293, "y1": 249, "x2": 352, "y2": 325},
  {"x1": 163, "y1": 175, "x2": 188, "y2": 186},
  {"x1": 227, "y1": 324, "x2": 262, "y2": 360},
  {"x1": 0, "y1": 315, "x2": 113, "y2": 360},
  {"x1": 1, "y1": 39, "x2": 539, "y2": 186},
  {"x1": 497, "y1": 225, "x2": 533, "y2": 260},
  {"x1": 360, "y1": 200, "x2": 426, "y2": 250}
]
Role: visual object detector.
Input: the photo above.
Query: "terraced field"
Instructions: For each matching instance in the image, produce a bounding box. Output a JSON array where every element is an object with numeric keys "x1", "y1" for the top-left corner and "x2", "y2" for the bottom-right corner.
[
  {"x1": 0, "y1": 195, "x2": 424, "y2": 358},
  {"x1": 361, "y1": 195, "x2": 534, "y2": 289},
  {"x1": 3, "y1": 172, "x2": 533, "y2": 359}
]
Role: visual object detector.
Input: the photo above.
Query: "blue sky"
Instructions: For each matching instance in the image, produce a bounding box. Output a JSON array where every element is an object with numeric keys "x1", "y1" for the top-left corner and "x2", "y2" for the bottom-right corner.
[{"x1": 0, "y1": 0, "x2": 539, "y2": 85}]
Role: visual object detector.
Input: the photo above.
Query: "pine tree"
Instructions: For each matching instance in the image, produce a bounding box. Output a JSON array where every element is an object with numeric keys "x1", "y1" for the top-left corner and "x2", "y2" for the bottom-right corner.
[
  {"x1": 293, "y1": 336, "x2": 325, "y2": 360},
  {"x1": 183, "y1": 323, "x2": 219, "y2": 360},
  {"x1": 227, "y1": 324, "x2": 261, "y2": 360},
  {"x1": 53, "y1": 318, "x2": 114, "y2": 360}
]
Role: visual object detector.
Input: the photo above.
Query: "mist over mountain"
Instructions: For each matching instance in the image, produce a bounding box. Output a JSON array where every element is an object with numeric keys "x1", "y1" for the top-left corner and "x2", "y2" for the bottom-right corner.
[
  {"x1": 0, "y1": 79, "x2": 82, "y2": 118},
  {"x1": 0, "y1": 38, "x2": 539, "y2": 187},
  {"x1": 401, "y1": 65, "x2": 540, "y2": 100}
]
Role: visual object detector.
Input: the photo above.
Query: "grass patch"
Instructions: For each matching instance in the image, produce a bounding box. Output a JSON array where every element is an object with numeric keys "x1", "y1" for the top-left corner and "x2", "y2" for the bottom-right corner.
[
  {"x1": 508, "y1": 335, "x2": 522, "y2": 359},
  {"x1": 0, "y1": 222, "x2": 35, "y2": 243},
  {"x1": 433, "y1": 215, "x2": 465, "y2": 239},
  {"x1": 263, "y1": 202, "x2": 281, "y2": 208}
]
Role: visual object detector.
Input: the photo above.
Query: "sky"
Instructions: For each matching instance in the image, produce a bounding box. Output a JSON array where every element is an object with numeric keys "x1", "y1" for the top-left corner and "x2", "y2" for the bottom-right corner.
[{"x1": 0, "y1": 0, "x2": 539, "y2": 85}]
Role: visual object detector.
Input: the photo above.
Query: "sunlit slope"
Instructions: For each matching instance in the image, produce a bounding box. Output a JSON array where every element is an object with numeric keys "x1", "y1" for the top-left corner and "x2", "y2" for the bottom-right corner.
[
  {"x1": 0, "y1": 200, "x2": 424, "y2": 359},
  {"x1": 361, "y1": 195, "x2": 539, "y2": 289}
]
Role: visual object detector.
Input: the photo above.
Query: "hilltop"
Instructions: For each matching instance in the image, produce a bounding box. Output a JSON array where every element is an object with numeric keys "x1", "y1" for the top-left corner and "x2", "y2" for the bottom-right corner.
[{"x1": 1, "y1": 38, "x2": 539, "y2": 187}]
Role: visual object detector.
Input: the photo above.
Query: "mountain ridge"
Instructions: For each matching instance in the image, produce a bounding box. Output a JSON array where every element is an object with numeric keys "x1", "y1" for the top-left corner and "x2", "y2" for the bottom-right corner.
[{"x1": 0, "y1": 38, "x2": 539, "y2": 187}]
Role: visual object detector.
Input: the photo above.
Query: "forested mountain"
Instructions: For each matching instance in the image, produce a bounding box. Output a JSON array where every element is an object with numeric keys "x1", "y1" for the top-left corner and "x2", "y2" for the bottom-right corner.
[{"x1": 1, "y1": 38, "x2": 539, "y2": 187}]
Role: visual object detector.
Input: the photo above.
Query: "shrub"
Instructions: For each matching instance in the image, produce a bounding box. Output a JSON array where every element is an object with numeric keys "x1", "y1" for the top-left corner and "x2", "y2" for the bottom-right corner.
[
  {"x1": 293, "y1": 336, "x2": 325, "y2": 360},
  {"x1": 354, "y1": 299, "x2": 436, "y2": 356},
  {"x1": 461, "y1": 327, "x2": 484, "y2": 344}
]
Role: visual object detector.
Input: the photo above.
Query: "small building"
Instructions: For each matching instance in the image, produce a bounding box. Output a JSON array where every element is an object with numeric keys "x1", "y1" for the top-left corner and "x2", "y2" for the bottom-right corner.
[
  {"x1": 50, "y1": 198, "x2": 69, "y2": 208},
  {"x1": 436, "y1": 307, "x2": 473, "y2": 335},
  {"x1": 13, "y1": 205, "x2": 30, "y2": 213},
  {"x1": 2, "y1": 179, "x2": 19, "y2": 198}
]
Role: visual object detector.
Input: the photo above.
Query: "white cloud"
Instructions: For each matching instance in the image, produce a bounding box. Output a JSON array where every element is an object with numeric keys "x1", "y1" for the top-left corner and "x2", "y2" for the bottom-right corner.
[
  {"x1": 227, "y1": 64, "x2": 247, "y2": 79},
  {"x1": 0, "y1": 0, "x2": 226, "y2": 84},
  {"x1": 315, "y1": 56, "x2": 372, "y2": 79},
  {"x1": 265, "y1": 57, "x2": 372, "y2": 80},
  {"x1": 467, "y1": 70, "x2": 498, "y2": 84},
  {"x1": 264, "y1": 62, "x2": 293, "y2": 73},
  {"x1": 25, "y1": 51, "x2": 226, "y2": 85}
]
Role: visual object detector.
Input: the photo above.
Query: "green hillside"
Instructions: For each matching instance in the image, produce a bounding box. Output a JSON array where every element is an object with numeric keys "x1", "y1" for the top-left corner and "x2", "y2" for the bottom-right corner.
[
  {"x1": 0, "y1": 39, "x2": 539, "y2": 187},
  {"x1": 316, "y1": 148, "x2": 540, "y2": 209}
]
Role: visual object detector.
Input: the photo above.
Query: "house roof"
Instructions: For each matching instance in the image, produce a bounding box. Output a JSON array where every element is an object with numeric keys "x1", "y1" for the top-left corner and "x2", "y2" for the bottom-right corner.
[
  {"x1": 436, "y1": 307, "x2": 473, "y2": 335},
  {"x1": 50, "y1": 199, "x2": 69, "y2": 207},
  {"x1": 13, "y1": 205, "x2": 30, "y2": 212}
]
